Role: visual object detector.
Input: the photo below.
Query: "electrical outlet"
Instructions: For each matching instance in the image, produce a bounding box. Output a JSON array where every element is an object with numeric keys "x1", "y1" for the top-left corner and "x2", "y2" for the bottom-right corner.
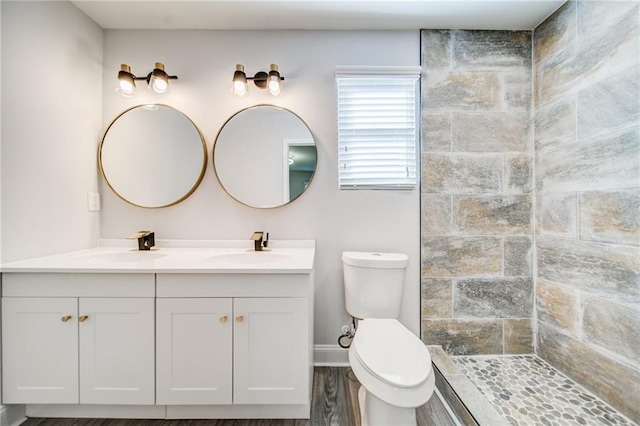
[{"x1": 87, "y1": 192, "x2": 101, "y2": 211}]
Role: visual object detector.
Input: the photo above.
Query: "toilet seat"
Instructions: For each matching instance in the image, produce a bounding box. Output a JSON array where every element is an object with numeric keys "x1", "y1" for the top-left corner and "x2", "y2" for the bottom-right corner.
[
  {"x1": 349, "y1": 318, "x2": 435, "y2": 408},
  {"x1": 353, "y1": 319, "x2": 431, "y2": 387}
]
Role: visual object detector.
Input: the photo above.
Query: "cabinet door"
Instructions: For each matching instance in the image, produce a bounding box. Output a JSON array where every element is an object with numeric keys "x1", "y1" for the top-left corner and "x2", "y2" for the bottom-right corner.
[
  {"x1": 233, "y1": 297, "x2": 309, "y2": 404},
  {"x1": 156, "y1": 298, "x2": 233, "y2": 405},
  {"x1": 78, "y1": 298, "x2": 155, "y2": 405},
  {"x1": 1, "y1": 297, "x2": 79, "y2": 404}
]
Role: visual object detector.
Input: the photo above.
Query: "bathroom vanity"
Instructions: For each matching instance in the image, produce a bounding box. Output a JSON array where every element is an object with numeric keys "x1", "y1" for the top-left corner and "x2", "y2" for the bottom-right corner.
[{"x1": 0, "y1": 241, "x2": 315, "y2": 420}]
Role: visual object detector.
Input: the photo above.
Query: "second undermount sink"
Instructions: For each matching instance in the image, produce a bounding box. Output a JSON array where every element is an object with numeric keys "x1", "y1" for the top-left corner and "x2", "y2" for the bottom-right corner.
[
  {"x1": 204, "y1": 251, "x2": 291, "y2": 266},
  {"x1": 77, "y1": 251, "x2": 167, "y2": 265}
]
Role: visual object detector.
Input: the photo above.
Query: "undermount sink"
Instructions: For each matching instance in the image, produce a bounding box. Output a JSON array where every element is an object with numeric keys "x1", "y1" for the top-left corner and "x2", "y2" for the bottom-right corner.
[
  {"x1": 78, "y1": 251, "x2": 167, "y2": 265},
  {"x1": 205, "y1": 251, "x2": 291, "y2": 265}
]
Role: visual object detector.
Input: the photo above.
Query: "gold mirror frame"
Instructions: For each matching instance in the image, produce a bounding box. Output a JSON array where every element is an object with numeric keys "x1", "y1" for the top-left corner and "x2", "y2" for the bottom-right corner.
[
  {"x1": 212, "y1": 104, "x2": 317, "y2": 209},
  {"x1": 99, "y1": 104, "x2": 208, "y2": 209}
]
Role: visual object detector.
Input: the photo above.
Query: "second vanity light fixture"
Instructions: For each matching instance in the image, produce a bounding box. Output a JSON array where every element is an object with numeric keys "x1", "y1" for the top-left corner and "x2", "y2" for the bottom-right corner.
[
  {"x1": 232, "y1": 64, "x2": 284, "y2": 97},
  {"x1": 117, "y1": 62, "x2": 178, "y2": 97}
]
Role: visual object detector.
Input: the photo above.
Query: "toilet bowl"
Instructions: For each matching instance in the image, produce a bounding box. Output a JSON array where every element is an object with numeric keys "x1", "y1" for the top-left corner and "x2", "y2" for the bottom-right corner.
[
  {"x1": 342, "y1": 251, "x2": 435, "y2": 425},
  {"x1": 349, "y1": 318, "x2": 435, "y2": 426}
]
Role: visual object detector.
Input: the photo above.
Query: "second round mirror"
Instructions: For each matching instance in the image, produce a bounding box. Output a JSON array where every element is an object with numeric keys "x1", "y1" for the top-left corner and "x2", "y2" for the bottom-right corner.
[{"x1": 213, "y1": 105, "x2": 317, "y2": 209}]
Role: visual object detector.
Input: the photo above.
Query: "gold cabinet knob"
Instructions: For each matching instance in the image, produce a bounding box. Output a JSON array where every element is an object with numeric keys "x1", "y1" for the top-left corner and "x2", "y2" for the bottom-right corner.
[
  {"x1": 236, "y1": 316, "x2": 243, "y2": 323},
  {"x1": 61, "y1": 315, "x2": 72, "y2": 323},
  {"x1": 220, "y1": 315, "x2": 227, "y2": 323},
  {"x1": 78, "y1": 315, "x2": 89, "y2": 323}
]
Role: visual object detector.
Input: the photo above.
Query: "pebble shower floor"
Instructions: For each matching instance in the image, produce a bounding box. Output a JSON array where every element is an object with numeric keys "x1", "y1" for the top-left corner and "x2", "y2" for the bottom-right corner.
[{"x1": 452, "y1": 355, "x2": 635, "y2": 426}]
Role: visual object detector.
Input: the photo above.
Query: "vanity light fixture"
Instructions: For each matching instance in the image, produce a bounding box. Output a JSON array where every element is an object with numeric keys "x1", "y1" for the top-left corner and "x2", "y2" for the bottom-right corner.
[
  {"x1": 116, "y1": 62, "x2": 178, "y2": 97},
  {"x1": 232, "y1": 64, "x2": 284, "y2": 97}
]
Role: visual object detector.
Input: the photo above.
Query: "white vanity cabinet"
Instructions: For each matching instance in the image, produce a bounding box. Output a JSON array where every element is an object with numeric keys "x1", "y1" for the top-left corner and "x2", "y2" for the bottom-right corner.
[
  {"x1": 156, "y1": 273, "x2": 314, "y2": 419},
  {"x1": 1, "y1": 273, "x2": 155, "y2": 405},
  {"x1": 0, "y1": 243, "x2": 315, "y2": 420},
  {"x1": 156, "y1": 298, "x2": 233, "y2": 405},
  {"x1": 233, "y1": 297, "x2": 309, "y2": 405},
  {"x1": 2, "y1": 297, "x2": 79, "y2": 404},
  {"x1": 157, "y1": 297, "x2": 308, "y2": 405}
]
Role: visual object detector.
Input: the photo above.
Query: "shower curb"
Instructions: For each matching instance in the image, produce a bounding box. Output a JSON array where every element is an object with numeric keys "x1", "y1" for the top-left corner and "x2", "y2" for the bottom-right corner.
[{"x1": 427, "y1": 345, "x2": 509, "y2": 426}]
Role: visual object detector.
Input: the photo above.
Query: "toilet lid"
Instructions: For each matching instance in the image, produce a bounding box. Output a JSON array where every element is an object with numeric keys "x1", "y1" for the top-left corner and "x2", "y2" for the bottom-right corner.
[{"x1": 353, "y1": 319, "x2": 431, "y2": 388}]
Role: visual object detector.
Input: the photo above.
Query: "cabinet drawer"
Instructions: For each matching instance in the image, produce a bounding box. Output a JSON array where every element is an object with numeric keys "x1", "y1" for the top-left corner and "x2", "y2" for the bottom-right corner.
[
  {"x1": 156, "y1": 274, "x2": 310, "y2": 298},
  {"x1": 2, "y1": 273, "x2": 155, "y2": 297}
]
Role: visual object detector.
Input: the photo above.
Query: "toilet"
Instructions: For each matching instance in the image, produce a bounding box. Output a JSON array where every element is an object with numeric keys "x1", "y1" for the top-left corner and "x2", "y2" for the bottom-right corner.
[{"x1": 342, "y1": 251, "x2": 435, "y2": 426}]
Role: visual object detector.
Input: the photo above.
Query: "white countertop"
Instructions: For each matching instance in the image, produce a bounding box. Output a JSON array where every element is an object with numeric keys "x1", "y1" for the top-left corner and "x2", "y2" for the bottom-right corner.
[{"x1": 0, "y1": 240, "x2": 316, "y2": 274}]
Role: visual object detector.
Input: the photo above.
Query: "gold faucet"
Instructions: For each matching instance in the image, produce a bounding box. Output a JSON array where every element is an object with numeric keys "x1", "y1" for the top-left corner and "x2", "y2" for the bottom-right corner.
[
  {"x1": 128, "y1": 231, "x2": 155, "y2": 251},
  {"x1": 251, "y1": 231, "x2": 269, "y2": 251}
]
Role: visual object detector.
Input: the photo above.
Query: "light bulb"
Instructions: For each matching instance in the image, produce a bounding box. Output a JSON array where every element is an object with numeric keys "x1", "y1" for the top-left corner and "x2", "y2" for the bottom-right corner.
[
  {"x1": 267, "y1": 64, "x2": 283, "y2": 97},
  {"x1": 117, "y1": 64, "x2": 137, "y2": 97},
  {"x1": 233, "y1": 80, "x2": 248, "y2": 97},
  {"x1": 149, "y1": 62, "x2": 169, "y2": 94},
  {"x1": 232, "y1": 64, "x2": 249, "y2": 97},
  {"x1": 151, "y1": 77, "x2": 168, "y2": 93},
  {"x1": 119, "y1": 79, "x2": 134, "y2": 93}
]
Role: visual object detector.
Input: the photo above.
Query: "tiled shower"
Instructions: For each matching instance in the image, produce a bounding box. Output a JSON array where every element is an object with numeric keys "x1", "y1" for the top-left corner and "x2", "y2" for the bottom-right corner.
[{"x1": 420, "y1": 0, "x2": 639, "y2": 423}]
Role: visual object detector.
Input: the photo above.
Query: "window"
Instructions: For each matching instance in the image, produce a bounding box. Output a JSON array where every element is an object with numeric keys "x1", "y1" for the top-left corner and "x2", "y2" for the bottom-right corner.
[{"x1": 336, "y1": 66, "x2": 420, "y2": 190}]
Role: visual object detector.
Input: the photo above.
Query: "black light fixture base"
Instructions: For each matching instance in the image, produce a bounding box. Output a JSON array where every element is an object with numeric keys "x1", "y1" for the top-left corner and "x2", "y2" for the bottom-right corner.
[{"x1": 250, "y1": 71, "x2": 269, "y2": 89}]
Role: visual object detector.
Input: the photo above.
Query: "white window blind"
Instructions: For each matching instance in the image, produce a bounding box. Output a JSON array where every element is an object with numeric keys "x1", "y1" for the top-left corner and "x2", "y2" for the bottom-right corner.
[{"x1": 336, "y1": 66, "x2": 420, "y2": 190}]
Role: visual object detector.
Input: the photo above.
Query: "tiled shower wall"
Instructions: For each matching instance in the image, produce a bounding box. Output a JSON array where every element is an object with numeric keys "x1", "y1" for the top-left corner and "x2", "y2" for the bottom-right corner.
[
  {"x1": 533, "y1": 1, "x2": 639, "y2": 421},
  {"x1": 420, "y1": 30, "x2": 534, "y2": 355},
  {"x1": 420, "y1": 1, "x2": 640, "y2": 421}
]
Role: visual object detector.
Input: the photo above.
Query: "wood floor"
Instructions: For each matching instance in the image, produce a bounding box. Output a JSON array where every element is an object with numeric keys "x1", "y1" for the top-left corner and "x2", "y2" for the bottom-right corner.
[{"x1": 21, "y1": 367, "x2": 456, "y2": 426}]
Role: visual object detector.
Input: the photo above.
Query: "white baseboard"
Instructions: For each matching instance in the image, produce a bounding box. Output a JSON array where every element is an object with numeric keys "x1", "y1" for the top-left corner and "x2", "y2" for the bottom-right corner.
[
  {"x1": 0, "y1": 404, "x2": 26, "y2": 426},
  {"x1": 314, "y1": 344, "x2": 349, "y2": 366}
]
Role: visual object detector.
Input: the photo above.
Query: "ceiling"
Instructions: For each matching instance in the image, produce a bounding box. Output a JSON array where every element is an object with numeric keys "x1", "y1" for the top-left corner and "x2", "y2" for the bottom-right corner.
[{"x1": 71, "y1": 0, "x2": 566, "y2": 31}]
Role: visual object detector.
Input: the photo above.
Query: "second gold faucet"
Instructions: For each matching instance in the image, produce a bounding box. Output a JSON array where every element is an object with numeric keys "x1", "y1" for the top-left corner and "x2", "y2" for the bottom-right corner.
[{"x1": 251, "y1": 231, "x2": 269, "y2": 251}]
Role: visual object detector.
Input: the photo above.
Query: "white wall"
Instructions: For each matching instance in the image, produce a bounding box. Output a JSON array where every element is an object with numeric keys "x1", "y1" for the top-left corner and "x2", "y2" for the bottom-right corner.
[
  {"x1": 1, "y1": 0, "x2": 102, "y2": 419},
  {"x1": 101, "y1": 30, "x2": 421, "y2": 345},
  {"x1": 1, "y1": 1, "x2": 103, "y2": 263}
]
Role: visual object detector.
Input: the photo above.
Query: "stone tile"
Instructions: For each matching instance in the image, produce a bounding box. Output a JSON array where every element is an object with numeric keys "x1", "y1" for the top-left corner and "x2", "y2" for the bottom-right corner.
[
  {"x1": 421, "y1": 236, "x2": 502, "y2": 277},
  {"x1": 533, "y1": 0, "x2": 577, "y2": 65},
  {"x1": 537, "y1": 323, "x2": 640, "y2": 422},
  {"x1": 422, "y1": 319, "x2": 503, "y2": 355},
  {"x1": 577, "y1": 64, "x2": 640, "y2": 140},
  {"x1": 536, "y1": 278, "x2": 578, "y2": 335},
  {"x1": 504, "y1": 236, "x2": 532, "y2": 277},
  {"x1": 453, "y1": 355, "x2": 636, "y2": 426},
  {"x1": 432, "y1": 367, "x2": 483, "y2": 426},
  {"x1": 535, "y1": 126, "x2": 640, "y2": 193},
  {"x1": 454, "y1": 278, "x2": 533, "y2": 318},
  {"x1": 504, "y1": 319, "x2": 533, "y2": 354},
  {"x1": 579, "y1": 189, "x2": 640, "y2": 246},
  {"x1": 452, "y1": 111, "x2": 531, "y2": 153},
  {"x1": 504, "y1": 71, "x2": 532, "y2": 111},
  {"x1": 445, "y1": 374, "x2": 510, "y2": 426},
  {"x1": 426, "y1": 345, "x2": 460, "y2": 375},
  {"x1": 536, "y1": 192, "x2": 578, "y2": 238},
  {"x1": 425, "y1": 70, "x2": 503, "y2": 111},
  {"x1": 421, "y1": 29, "x2": 451, "y2": 69},
  {"x1": 535, "y1": 5, "x2": 639, "y2": 106},
  {"x1": 505, "y1": 155, "x2": 533, "y2": 194},
  {"x1": 536, "y1": 237, "x2": 640, "y2": 303},
  {"x1": 422, "y1": 153, "x2": 503, "y2": 194},
  {"x1": 453, "y1": 195, "x2": 532, "y2": 235},
  {"x1": 577, "y1": 0, "x2": 640, "y2": 36},
  {"x1": 421, "y1": 194, "x2": 451, "y2": 235},
  {"x1": 534, "y1": 94, "x2": 576, "y2": 152},
  {"x1": 583, "y1": 296, "x2": 640, "y2": 367},
  {"x1": 421, "y1": 112, "x2": 451, "y2": 152},
  {"x1": 453, "y1": 30, "x2": 532, "y2": 69},
  {"x1": 421, "y1": 277, "x2": 452, "y2": 318}
]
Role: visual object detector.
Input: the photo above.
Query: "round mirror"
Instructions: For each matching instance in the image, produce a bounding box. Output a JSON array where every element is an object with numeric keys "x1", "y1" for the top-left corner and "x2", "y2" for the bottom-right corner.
[
  {"x1": 99, "y1": 105, "x2": 207, "y2": 208},
  {"x1": 213, "y1": 105, "x2": 317, "y2": 209}
]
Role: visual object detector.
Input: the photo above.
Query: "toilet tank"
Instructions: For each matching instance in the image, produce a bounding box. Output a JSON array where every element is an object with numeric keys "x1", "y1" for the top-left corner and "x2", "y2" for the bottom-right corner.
[{"x1": 342, "y1": 251, "x2": 408, "y2": 319}]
